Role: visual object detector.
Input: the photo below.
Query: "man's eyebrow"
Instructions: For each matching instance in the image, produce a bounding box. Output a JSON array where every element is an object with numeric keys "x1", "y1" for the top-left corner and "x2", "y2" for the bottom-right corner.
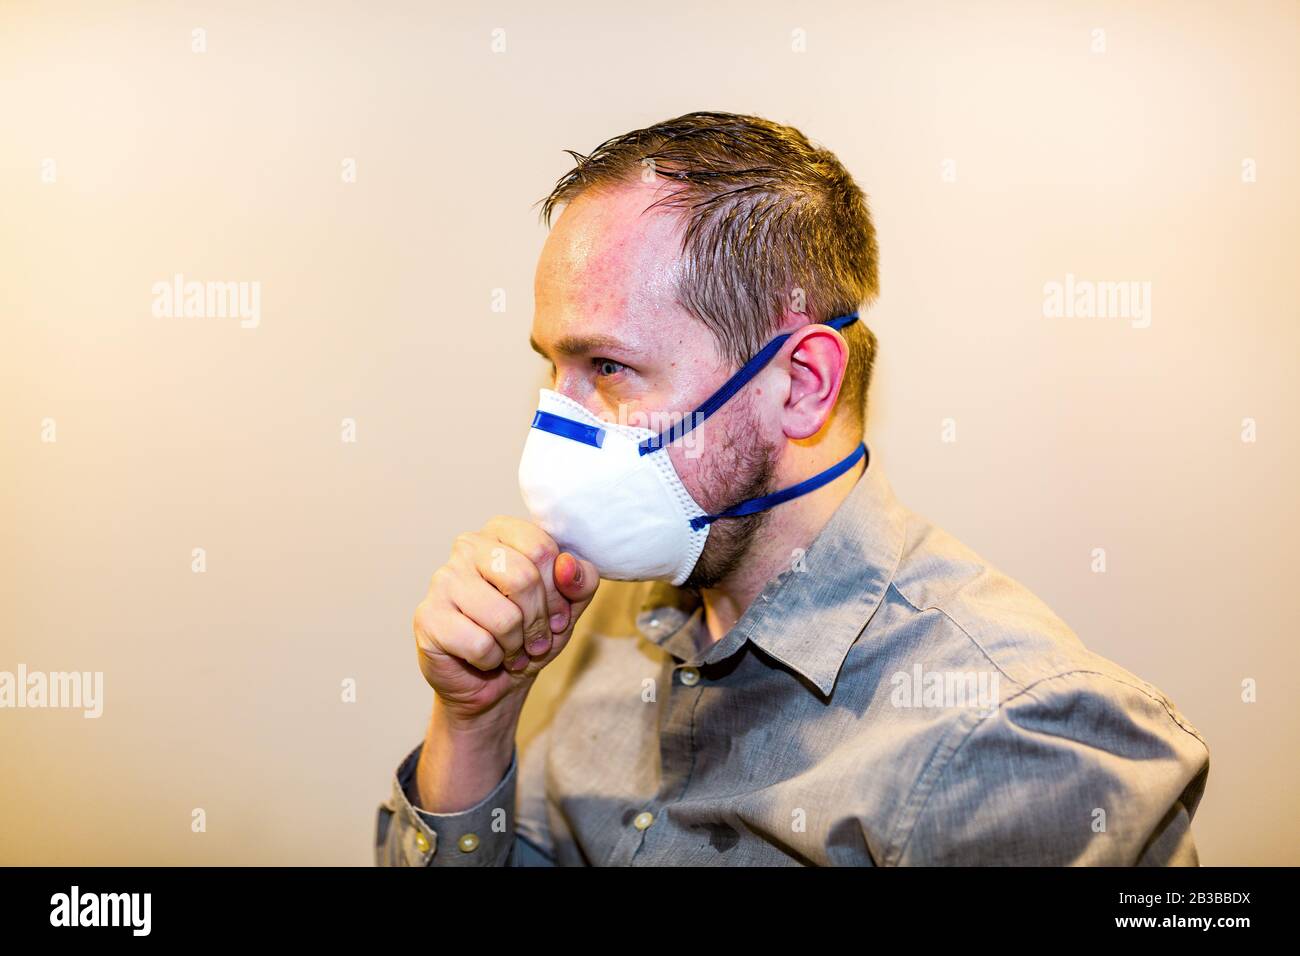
[{"x1": 529, "y1": 333, "x2": 627, "y2": 358}]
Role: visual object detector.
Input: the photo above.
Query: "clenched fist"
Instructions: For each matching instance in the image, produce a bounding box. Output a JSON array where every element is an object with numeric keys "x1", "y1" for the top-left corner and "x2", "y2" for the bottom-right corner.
[{"x1": 412, "y1": 515, "x2": 599, "y2": 728}]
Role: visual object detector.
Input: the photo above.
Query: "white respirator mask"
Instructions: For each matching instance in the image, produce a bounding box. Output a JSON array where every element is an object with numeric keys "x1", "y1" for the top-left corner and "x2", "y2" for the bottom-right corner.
[{"x1": 517, "y1": 312, "x2": 868, "y2": 586}]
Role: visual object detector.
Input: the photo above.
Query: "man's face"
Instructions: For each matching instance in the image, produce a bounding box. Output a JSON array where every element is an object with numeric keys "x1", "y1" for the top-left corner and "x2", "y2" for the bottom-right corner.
[{"x1": 530, "y1": 180, "x2": 777, "y2": 589}]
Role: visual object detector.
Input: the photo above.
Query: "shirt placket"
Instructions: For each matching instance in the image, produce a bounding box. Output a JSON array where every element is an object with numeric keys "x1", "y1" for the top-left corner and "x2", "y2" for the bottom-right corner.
[
  {"x1": 623, "y1": 605, "x2": 751, "y2": 865},
  {"x1": 607, "y1": 605, "x2": 695, "y2": 864}
]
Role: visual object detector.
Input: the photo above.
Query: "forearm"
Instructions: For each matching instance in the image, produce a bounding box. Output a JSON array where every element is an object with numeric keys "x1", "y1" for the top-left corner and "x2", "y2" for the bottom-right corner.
[{"x1": 409, "y1": 693, "x2": 521, "y2": 813}]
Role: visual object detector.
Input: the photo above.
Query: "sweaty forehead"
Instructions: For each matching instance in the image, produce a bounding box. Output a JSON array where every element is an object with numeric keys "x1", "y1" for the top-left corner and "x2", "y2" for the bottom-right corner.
[{"x1": 535, "y1": 181, "x2": 686, "y2": 325}]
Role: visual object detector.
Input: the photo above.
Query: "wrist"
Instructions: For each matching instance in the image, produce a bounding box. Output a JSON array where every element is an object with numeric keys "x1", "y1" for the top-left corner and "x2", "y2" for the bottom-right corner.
[{"x1": 431, "y1": 691, "x2": 524, "y2": 747}]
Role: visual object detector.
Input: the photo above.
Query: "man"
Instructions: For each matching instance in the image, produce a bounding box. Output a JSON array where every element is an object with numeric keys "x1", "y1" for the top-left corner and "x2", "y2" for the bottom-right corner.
[{"x1": 375, "y1": 111, "x2": 1210, "y2": 866}]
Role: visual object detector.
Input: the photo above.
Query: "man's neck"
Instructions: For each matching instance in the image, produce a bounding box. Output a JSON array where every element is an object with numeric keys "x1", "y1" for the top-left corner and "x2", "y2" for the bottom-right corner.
[{"x1": 695, "y1": 439, "x2": 866, "y2": 646}]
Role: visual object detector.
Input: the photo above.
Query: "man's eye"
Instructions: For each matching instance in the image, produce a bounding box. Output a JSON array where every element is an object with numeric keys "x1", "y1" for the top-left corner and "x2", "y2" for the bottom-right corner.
[{"x1": 593, "y1": 358, "x2": 627, "y2": 377}]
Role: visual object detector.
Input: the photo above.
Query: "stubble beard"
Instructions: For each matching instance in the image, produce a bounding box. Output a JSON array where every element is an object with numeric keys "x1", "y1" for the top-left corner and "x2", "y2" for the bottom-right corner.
[{"x1": 680, "y1": 400, "x2": 778, "y2": 592}]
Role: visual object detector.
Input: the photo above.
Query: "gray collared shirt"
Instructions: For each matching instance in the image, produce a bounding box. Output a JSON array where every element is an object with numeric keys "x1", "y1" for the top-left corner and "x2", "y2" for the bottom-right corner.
[{"x1": 375, "y1": 451, "x2": 1210, "y2": 866}]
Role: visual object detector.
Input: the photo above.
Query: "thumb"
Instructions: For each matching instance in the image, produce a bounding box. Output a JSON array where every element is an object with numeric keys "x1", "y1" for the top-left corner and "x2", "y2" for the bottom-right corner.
[{"x1": 553, "y1": 551, "x2": 599, "y2": 606}]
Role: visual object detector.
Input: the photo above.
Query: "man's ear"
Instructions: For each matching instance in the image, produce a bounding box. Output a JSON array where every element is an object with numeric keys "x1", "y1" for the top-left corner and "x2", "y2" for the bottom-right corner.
[{"x1": 779, "y1": 325, "x2": 849, "y2": 440}]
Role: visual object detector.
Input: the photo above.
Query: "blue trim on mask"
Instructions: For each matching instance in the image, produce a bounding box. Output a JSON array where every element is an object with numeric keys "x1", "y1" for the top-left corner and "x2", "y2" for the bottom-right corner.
[
  {"x1": 688, "y1": 442, "x2": 868, "y2": 532},
  {"x1": 531, "y1": 410, "x2": 605, "y2": 448},
  {"x1": 638, "y1": 311, "x2": 860, "y2": 455}
]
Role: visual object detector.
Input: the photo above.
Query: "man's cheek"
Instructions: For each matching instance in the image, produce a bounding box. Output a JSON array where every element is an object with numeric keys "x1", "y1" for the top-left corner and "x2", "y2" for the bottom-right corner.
[
  {"x1": 670, "y1": 438, "x2": 727, "y2": 513},
  {"x1": 678, "y1": 413, "x2": 708, "y2": 460},
  {"x1": 610, "y1": 405, "x2": 637, "y2": 428}
]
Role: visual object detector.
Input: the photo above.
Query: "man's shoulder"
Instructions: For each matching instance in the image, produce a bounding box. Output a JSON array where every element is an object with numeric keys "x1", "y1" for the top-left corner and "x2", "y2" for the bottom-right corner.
[
  {"x1": 893, "y1": 510, "x2": 1116, "y2": 683},
  {"x1": 872, "y1": 510, "x2": 1211, "y2": 862},
  {"x1": 883, "y1": 507, "x2": 1208, "y2": 751}
]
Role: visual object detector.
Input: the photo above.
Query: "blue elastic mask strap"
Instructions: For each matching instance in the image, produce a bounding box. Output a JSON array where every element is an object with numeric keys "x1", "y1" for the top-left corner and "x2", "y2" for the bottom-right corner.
[
  {"x1": 638, "y1": 311, "x2": 860, "y2": 455},
  {"x1": 531, "y1": 409, "x2": 605, "y2": 448},
  {"x1": 689, "y1": 442, "x2": 868, "y2": 532}
]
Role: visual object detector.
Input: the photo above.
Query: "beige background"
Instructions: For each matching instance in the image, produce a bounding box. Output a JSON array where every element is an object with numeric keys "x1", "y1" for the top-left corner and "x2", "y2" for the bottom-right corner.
[{"x1": 1, "y1": 0, "x2": 1296, "y2": 865}]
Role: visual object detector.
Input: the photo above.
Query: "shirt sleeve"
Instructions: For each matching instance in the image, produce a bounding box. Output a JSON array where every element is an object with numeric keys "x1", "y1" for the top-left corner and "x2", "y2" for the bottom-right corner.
[
  {"x1": 894, "y1": 669, "x2": 1211, "y2": 866},
  {"x1": 374, "y1": 730, "x2": 558, "y2": 867}
]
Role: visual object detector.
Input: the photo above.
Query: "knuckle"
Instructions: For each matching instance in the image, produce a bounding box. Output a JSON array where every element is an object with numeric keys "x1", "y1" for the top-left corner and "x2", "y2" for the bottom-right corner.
[
  {"x1": 428, "y1": 565, "x2": 453, "y2": 595},
  {"x1": 528, "y1": 543, "x2": 559, "y2": 569},
  {"x1": 412, "y1": 602, "x2": 437, "y2": 640},
  {"x1": 523, "y1": 617, "x2": 550, "y2": 645},
  {"x1": 492, "y1": 602, "x2": 524, "y2": 636},
  {"x1": 487, "y1": 515, "x2": 556, "y2": 565},
  {"x1": 467, "y1": 633, "x2": 500, "y2": 667},
  {"x1": 500, "y1": 559, "x2": 540, "y2": 597}
]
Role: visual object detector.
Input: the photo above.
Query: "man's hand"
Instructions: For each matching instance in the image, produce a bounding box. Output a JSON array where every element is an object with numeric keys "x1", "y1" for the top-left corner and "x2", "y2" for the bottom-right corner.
[{"x1": 412, "y1": 515, "x2": 599, "y2": 730}]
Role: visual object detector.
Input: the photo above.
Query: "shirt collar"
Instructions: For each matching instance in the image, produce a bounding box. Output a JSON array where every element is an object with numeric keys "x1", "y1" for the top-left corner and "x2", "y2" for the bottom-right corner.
[{"x1": 636, "y1": 445, "x2": 908, "y2": 697}]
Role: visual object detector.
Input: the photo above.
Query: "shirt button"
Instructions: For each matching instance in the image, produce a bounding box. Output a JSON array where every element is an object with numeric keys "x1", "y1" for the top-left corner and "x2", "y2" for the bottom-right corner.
[
  {"x1": 414, "y1": 831, "x2": 430, "y2": 853},
  {"x1": 458, "y1": 833, "x2": 480, "y2": 853},
  {"x1": 679, "y1": 666, "x2": 700, "y2": 686},
  {"x1": 632, "y1": 811, "x2": 654, "y2": 830}
]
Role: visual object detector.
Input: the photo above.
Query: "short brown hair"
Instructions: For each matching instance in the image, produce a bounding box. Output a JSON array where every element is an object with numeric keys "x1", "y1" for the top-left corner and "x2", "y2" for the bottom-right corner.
[{"x1": 537, "y1": 111, "x2": 880, "y2": 426}]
